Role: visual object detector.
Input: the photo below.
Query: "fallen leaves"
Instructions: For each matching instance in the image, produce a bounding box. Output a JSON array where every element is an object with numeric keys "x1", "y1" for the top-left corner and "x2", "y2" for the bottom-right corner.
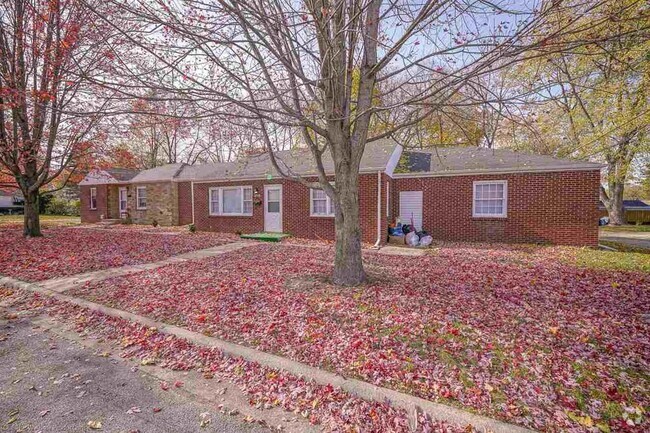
[
  {"x1": 87, "y1": 420, "x2": 103, "y2": 429},
  {"x1": 0, "y1": 227, "x2": 238, "y2": 281},
  {"x1": 1, "y1": 290, "x2": 466, "y2": 433},
  {"x1": 65, "y1": 242, "x2": 650, "y2": 432}
]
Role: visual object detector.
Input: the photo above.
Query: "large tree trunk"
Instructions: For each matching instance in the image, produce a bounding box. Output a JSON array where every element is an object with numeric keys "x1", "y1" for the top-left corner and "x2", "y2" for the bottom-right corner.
[
  {"x1": 601, "y1": 182, "x2": 626, "y2": 225},
  {"x1": 332, "y1": 168, "x2": 366, "y2": 286},
  {"x1": 23, "y1": 189, "x2": 42, "y2": 237}
]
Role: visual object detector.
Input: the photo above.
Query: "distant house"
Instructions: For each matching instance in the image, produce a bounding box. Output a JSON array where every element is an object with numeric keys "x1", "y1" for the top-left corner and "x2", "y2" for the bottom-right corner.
[
  {"x1": 0, "y1": 189, "x2": 24, "y2": 214},
  {"x1": 79, "y1": 142, "x2": 603, "y2": 246},
  {"x1": 599, "y1": 199, "x2": 650, "y2": 224}
]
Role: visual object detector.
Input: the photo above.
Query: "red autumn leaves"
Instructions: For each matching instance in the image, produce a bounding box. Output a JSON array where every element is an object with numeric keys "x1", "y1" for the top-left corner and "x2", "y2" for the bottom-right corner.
[
  {"x1": 0, "y1": 227, "x2": 238, "y2": 281},
  {"x1": 66, "y1": 242, "x2": 649, "y2": 432}
]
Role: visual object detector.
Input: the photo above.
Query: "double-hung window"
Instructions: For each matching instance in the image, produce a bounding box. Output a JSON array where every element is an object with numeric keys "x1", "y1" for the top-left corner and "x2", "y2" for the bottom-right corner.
[
  {"x1": 89, "y1": 187, "x2": 97, "y2": 210},
  {"x1": 473, "y1": 180, "x2": 507, "y2": 218},
  {"x1": 310, "y1": 188, "x2": 335, "y2": 217},
  {"x1": 209, "y1": 186, "x2": 253, "y2": 216},
  {"x1": 136, "y1": 186, "x2": 147, "y2": 210}
]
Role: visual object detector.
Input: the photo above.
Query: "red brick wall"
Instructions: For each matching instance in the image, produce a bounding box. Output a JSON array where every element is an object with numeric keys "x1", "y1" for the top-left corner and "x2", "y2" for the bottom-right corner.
[
  {"x1": 80, "y1": 184, "x2": 108, "y2": 223},
  {"x1": 392, "y1": 170, "x2": 600, "y2": 246},
  {"x1": 188, "y1": 174, "x2": 382, "y2": 243},
  {"x1": 177, "y1": 182, "x2": 193, "y2": 225}
]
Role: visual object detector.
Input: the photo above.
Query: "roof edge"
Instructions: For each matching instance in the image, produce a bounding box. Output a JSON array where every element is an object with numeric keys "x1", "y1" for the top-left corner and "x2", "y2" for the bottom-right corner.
[
  {"x1": 393, "y1": 165, "x2": 603, "y2": 178},
  {"x1": 181, "y1": 168, "x2": 388, "y2": 184}
]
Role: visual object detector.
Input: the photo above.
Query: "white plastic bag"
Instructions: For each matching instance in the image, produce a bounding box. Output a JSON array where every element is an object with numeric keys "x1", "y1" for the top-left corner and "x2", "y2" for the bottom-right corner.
[
  {"x1": 419, "y1": 235, "x2": 433, "y2": 247},
  {"x1": 405, "y1": 231, "x2": 420, "y2": 247}
]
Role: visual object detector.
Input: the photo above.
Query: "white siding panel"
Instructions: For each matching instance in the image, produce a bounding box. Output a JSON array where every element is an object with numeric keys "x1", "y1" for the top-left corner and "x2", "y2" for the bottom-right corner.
[{"x1": 399, "y1": 191, "x2": 423, "y2": 231}]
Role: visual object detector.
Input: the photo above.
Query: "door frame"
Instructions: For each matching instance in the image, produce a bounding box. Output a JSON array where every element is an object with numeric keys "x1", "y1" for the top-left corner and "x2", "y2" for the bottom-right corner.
[
  {"x1": 263, "y1": 184, "x2": 283, "y2": 232},
  {"x1": 118, "y1": 187, "x2": 128, "y2": 214}
]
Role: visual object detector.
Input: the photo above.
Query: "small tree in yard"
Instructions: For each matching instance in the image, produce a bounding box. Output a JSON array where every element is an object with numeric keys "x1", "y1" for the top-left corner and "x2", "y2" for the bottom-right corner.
[
  {"x1": 0, "y1": 0, "x2": 118, "y2": 236},
  {"x1": 94, "y1": 0, "x2": 612, "y2": 285}
]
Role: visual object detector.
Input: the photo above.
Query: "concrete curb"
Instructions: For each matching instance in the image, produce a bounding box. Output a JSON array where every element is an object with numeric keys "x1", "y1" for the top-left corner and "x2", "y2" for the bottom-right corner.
[{"x1": 0, "y1": 275, "x2": 535, "y2": 433}]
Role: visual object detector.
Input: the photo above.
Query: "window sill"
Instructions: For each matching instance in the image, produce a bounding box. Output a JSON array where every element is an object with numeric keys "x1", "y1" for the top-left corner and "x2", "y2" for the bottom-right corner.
[
  {"x1": 136, "y1": 208, "x2": 147, "y2": 211},
  {"x1": 472, "y1": 216, "x2": 507, "y2": 220},
  {"x1": 310, "y1": 214, "x2": 335, "y2": 218}
]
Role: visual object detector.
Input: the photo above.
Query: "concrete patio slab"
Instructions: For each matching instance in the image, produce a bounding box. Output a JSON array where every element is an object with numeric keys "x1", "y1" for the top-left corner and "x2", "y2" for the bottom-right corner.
[{"x1": 377, "y1": 246, "x2": 428, "y2": 256}]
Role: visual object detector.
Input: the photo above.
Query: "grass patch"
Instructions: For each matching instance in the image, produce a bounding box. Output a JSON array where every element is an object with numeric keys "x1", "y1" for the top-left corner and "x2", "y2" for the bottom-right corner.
[
  {"x1": 0, "y1": 214, "x2": 80, "y2": 226},
  {"x1": 573, "y1": 247, "x2": 650, "y2": 272}
]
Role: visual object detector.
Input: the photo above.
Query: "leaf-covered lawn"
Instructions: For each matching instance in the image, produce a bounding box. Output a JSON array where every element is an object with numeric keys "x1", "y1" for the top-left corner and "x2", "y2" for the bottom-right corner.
[
  {"x1": 0, "y1": 227, "x2": 238, "y2": 281},
  {"x1": 0, "y1": 288, "x2": 466, "y2": 433},
  {"x1": 69, "y1": 243, "x2": 649, "y2": 432}
]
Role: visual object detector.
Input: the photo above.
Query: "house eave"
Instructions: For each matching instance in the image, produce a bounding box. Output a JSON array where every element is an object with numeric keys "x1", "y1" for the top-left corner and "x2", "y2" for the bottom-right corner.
[
  {"x1": 392, "y1": 165, "x2": 603, "y2": 179},
  {"x1": 178, "y1": 168, "x2": 386, "y2": 184}
]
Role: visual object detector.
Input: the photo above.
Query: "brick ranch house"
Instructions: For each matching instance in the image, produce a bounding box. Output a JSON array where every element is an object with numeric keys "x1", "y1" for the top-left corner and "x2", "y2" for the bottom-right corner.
[{"x1": 79, "y1": 141, "x2": 603, "y2": 246}]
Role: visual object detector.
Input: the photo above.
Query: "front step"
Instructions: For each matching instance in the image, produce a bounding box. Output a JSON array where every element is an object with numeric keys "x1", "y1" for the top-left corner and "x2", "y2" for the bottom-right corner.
[
  {"x1": 96, "y1": 219, "x2": 121, "y2": 227},
  {"x1": 240, "y1": 232, "x2": 290, "y2": 242}
]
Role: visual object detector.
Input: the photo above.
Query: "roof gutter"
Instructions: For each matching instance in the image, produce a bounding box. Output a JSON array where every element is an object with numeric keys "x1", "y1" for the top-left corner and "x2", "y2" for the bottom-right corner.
[{"x1": 392, "y1": 165, "x2": 604, "y2": 178}]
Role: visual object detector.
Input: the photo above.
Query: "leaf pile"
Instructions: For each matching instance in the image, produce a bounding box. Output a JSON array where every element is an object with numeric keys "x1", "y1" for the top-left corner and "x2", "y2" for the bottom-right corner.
[
  {"x1": 70, "y1": 243, "x2": 650, "y2": 432},
  {"x1": 0, "y1": 227, "x2": 238, "y2": 281},
  {"x1": 0, "y1": 289, "x2": 467, "y2": 433}
]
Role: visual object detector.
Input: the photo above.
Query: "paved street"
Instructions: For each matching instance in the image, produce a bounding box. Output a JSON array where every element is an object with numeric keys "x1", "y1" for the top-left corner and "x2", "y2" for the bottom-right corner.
[
  {"x1": 600, "y1": 229, "x2": 650, "y2": 250},
  {"x1": 0, "y1": 314, "x2": 266, "y2": 433}
]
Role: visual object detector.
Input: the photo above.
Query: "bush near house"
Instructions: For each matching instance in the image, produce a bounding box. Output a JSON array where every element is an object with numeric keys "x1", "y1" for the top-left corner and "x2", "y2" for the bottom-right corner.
[{"x1": 44, "y1": 196, "x2": 81, "y2": 216}]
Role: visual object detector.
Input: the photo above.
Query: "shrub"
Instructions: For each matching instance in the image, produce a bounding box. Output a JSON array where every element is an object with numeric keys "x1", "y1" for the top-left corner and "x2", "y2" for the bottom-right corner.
[
  {"x1": 45, "y1": 197, "x2": 80, "y2": 216},
  {"x1": 188, "y1": 223, "x2": 196, "y2": 233},
  {"x1": 152, "y1": 219, "x2": 159, "y2": 227}
]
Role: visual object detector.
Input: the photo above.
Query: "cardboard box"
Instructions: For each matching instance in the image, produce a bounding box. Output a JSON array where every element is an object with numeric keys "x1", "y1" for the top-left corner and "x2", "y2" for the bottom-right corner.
[{"x1": 388, "y1": 235, "x2": 405, "y2": 245}]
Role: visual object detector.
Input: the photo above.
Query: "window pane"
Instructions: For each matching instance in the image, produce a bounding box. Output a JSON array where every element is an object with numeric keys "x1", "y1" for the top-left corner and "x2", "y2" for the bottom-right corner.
[
  {"x1": 313, "y1": 199, "x2": 327, "y2": 214},
  {"x1": 312, "y1": 189, "x2": 326, "y2": 199},
  {"x1": 267, "y1": 201, "x2": 280, "y2": 213},
  {"x1": 210, "y1": 190, "x2": 219, "y2": 214},
  {"x1": 243, "y1": 187, "x2": 253, "y2": 201},
  {"x1": 222, "y1": 189, "x2": 242, "y2": 214},
  {"x1": 328, "y1": 199, "x2": 335, "y2": 215},
  {"x1": 243, "y1": 201, "x2": 253, "y2": 214},
  {"x1": 267, "y1": 189, "x2": 280, "y2": 202}
]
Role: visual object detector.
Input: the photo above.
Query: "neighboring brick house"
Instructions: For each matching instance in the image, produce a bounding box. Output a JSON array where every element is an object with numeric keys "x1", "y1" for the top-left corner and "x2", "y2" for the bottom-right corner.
[
  {"x1": 79, "y1": 168, "x2": 139, "y2": 223},
  {"x1": 79, "y1": 141, "x2": 602, "y2": 246}
]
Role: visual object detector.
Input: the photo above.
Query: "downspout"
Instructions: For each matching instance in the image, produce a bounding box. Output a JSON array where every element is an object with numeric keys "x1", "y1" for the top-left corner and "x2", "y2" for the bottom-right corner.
[
  {"x1": 373, "y1": 171, "x2": 382, "y2": 249},
  {"x1": 191, "y1": 181, "x2": 195, "y2": 225}
]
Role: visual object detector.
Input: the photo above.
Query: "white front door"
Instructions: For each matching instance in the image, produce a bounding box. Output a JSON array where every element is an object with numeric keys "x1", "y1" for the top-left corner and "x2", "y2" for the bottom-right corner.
[
  {"x1": 264, "y1": 185, "x2": 282, "y2": 232},
  {"x1": 399, "y1": 191, "x2": 423, "y2": 231},
  {"x1": 119, "y1": 187, "x2": 128, "y2": 214}
]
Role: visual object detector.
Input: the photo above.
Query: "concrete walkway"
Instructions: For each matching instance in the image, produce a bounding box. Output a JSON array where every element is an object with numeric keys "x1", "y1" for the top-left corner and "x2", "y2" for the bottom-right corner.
[
  {"x1": 39, "y1": 242, "x2": 253, "y2": 293},
  {"x1": 0, "y1": 272, "x2": 535, "y2": 433},
  {"x1": 599, "y1": 230, "x2": 650, "y2": 251}
]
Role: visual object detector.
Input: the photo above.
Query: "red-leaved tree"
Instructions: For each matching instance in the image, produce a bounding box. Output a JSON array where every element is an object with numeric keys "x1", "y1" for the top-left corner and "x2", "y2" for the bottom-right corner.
[{"x1": 0, "y1": 0, "x2": 119, "y2": 236}]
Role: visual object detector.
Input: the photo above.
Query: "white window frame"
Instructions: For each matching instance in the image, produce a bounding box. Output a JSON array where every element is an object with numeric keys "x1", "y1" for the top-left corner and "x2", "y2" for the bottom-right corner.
[
  {"x1": 310, "y1": 187, "x2": 335, "y2": 217},
  {"x1": 136, "y1": 186, "x2": 147, "y2": 210},
  {"x1": 89, "y1": 187, "x2": 97, "y2": 210},
  {"x1": 208, "y1": 186, "x2": 253, "y2": 216},
  {"x1": 472, "y1": 180, "x2": 507, "y2": 218}
]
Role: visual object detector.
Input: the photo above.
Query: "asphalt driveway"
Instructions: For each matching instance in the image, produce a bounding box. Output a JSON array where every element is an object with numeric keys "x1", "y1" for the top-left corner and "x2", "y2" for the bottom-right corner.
[{"x1": 0, "y1": 315, "x2": 265, "y2": 433}]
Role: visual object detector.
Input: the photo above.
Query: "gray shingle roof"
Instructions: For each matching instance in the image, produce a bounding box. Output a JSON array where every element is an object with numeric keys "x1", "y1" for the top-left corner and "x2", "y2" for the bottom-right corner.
[
  {"x1": 397, "y1": 146, "x2": 602, "y2": 174},
  {"x1": 130, "y1": 163, "x2": 187, "y2": 183},
  {"x1": 105, "y1": 168, "x2": 139, "y2": 181},
  {"x1": 179, "y1": 139, "x2": 400, "y2": 181}
]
